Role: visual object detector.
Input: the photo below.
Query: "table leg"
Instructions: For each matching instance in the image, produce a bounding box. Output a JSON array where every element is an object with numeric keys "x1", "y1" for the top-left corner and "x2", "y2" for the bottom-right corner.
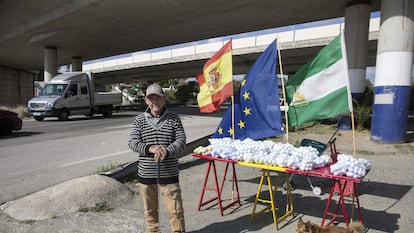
[
  {"x1": 322, "y1": 180, "x2": 364, "y2": 227},
  {"x1": 321, "y1": 179, "x2": 335, "y2": 226},
  {"x1": 249, "y1": 170, "x2": 294, "y2": 230},
  {"x1": 220, "y1": 162, "x2": 241, "y2": 211},
  {"x1": 197, "y1": 161, "x2": 224, "y2": 215},
  {"x1": 250, "y1": 170, "x2": 266, "y2": 224},
  {"x1": 197, "y1": 161, "x2": 240, "y2": 216},
  {"x1": 353, "y1": 182, "x2": 363, "y2": 224},
  {"x1": 198, "y1": 161, "x2": 213, "y2": 211},
  {"x1": 339, "y1": 181, "x2": 349, "y2": 226},
  {"x1": 233, "y1": 163, "x2": 241, "y2": 205},
  {"x1": 230, "y1": 163, "x2": 241, "y2": 206},
  {"x1": 269, "y1": 171, "x2": 278, "y2": 229},
  {"x1": 322, "y1": 179, "x2": 347, "y2": 226}
]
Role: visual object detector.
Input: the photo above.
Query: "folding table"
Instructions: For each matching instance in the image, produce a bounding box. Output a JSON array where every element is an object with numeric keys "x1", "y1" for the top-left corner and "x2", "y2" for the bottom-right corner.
[
  {"x1": 192, "y1": 153, "x2": 367, "y2": 230},
  {"x1": 192, "y1": 154, "x2": 241, "y2": 216},
  {"x1": 237, "y1": 161, "x2": 294, "y2": 230},
  {"x1": 287, "y1": 166, "x2": 365, "y2": 227}
]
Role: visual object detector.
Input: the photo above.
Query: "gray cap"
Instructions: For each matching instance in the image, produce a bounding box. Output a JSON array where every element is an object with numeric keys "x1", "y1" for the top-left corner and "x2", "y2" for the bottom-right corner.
[{"x1": 145, "y1": 83, "x2": 164, "y2": 97}]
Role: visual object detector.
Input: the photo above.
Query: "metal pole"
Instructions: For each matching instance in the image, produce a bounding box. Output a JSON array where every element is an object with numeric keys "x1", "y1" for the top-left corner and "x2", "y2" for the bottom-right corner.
[{"x1": 157, "y1": 161, "x2": 162, "y2": 233}]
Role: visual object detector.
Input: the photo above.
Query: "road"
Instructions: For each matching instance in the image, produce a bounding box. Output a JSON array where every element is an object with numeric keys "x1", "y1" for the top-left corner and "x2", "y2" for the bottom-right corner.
[
  {"x1": 0, "y1": 106, "x2": 223, "y2": 205},
  {"x1": 1, "y1": 106, "x2": 414, "y2": 233}
]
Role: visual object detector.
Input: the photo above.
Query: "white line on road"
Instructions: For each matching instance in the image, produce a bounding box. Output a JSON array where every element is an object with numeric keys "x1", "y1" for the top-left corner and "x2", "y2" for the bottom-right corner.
[
  {"x1": 105, "y1": 125, "x2": 131, "y2": 129},
  {"x1": 62, "y1": 150, "x2": 132, "y2": 167}
]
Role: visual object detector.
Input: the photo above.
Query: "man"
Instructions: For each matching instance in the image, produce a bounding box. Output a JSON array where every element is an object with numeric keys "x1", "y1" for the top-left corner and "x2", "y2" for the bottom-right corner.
[{"x1": 128, "y1": 83, "x2": 186, "y2": 233}]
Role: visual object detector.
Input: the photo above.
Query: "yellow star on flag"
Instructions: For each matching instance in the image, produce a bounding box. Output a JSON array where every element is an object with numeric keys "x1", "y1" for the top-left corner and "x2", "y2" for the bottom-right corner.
[
  {"x1": 242, "y1": 91, "x2": 250, "y2": 100},
  {"x1": 217, "y1": 127, "x2": 223, "y2": 135},
  {"x1": 241, "y1": 80, "x2": 246, "y2": 87},
  {"x1": 243, "y1": 107, "x2": 251, "y2": 116},
  {"x1": 228, "y1": 127, "x2": 234, "y2": 136},
  {"x1": 238, "y1": 120, "x2": 245, "y2": 129}
]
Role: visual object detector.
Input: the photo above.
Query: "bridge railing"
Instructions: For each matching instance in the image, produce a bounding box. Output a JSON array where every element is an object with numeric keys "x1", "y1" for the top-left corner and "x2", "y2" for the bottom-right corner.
[{"x1": 83, "y1": 17, "x2": 380, "y2": 72}]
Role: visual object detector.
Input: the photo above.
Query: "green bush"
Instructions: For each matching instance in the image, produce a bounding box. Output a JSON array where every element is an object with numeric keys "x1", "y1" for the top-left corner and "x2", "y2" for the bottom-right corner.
[
  {"x1": 352, "y1": 102, "x2": 372, "y2": 130},
  {"x1": 96, "y1": 161, "x2": 121, "y2": 174},
  {"x1": 0, "y1": 105, "x2": 29, "y2": 119},
  {"x1": 78, "y1": 202, "x2": 113, "y2": 212}
]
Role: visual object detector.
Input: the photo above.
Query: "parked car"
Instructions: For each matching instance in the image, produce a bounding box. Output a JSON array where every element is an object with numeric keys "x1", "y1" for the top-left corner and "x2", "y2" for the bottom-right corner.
[{"x1": 0, "y1": 109, "x2": 22, "y2": 136}]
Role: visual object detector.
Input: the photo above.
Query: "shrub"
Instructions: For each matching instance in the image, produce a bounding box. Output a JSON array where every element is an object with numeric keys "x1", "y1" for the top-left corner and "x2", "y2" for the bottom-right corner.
[{"x1": 0, "y1": 105, "x2": 29, "y2": 119}]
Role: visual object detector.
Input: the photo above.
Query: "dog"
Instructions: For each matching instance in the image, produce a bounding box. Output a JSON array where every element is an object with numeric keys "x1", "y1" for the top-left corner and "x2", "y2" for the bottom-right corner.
[{"x1": 296, "y1": 217, "x2": 364, "y2": 233}]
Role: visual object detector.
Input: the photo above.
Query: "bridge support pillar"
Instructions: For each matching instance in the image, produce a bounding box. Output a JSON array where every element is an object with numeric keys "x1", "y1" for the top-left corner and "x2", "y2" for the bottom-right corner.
[
  {"x1": 344, "y1": 1, "x2": 370, "y2": 102},
  {"x1": 44, "y1": 46, "x2": 57, "y2": 83},
  {"x1": 71, "y1": 56, "x2": 83, "y2": 71},
  {"x1": 371, "y1": 0, "x2": 414, "y2": 143}
]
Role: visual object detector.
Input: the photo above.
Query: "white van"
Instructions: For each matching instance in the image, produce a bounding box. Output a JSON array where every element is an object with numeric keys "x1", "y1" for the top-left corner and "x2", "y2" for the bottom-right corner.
[{"x1": 28, "y1": 72, "x2": 121, "y2": 121}]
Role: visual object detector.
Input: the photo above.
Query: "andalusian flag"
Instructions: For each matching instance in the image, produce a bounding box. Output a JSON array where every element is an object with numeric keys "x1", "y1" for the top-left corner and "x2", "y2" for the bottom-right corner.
[
  {"x1": 286, "y1": 33, "x2": 353, "y2": 126},
  {"x1": 197, "y1": 40, "x2": 233, "y2": 113},
  {"x1": 213, "y1": 40, "x2": 284, "y2": 140}
]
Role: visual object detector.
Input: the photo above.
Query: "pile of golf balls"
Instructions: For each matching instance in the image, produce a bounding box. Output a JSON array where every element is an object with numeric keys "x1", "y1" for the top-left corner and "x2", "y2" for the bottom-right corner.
[
  {"x1": 194, "y1": 138, "x2": 371, "y2": 178},
  {"x1": 196, "y1": 137, "x2": 331, "y2": 170},
  {"x1": 330, "y1": 154, "x2": 371, "y2": 178}
]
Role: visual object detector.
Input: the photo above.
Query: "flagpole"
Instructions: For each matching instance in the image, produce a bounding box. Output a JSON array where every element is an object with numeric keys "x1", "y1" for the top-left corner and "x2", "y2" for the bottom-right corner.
[
  {"x1": 276, "y1": 37, "x2": 289, "y2": 143},
  {"x1": 340, "y1": 31, "x2": 357, "y2": 157},
  {"x1": 231, "y1": 95, "x2": 235, "y2": 202},
  {"x1": 231, "y1": 97, "x2": 235, "y2": 140},
  {"x1": 350, "y1": 111, "x2": 357, "y2": 157}
]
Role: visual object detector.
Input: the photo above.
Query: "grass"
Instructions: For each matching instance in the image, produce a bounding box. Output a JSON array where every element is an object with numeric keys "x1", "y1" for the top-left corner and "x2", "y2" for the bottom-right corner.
[
  {"x1": 122, "y1": 178, "x2": 139, "y2": 186},
  {"x1": 96, "y1": 161, "x2": 121, "y2": 174},
  {"x1": 394, "y1": 143, "x2": 414, "y2": 153},
  {"x1": 116, "y1": 175, "x2": 140, "y2": 193},
  {"x1": 19, "y1": 219, "x2": 36, "y2": 224},
  {"x1": 78, "y1": 202, "x2": 113, "y2": 213},
  {"x1": 0, "y1": 105, "x2": 29, "y2": 119},
  {"x1": 355, "y1": 150, "x2": 376, "y2": 156}
]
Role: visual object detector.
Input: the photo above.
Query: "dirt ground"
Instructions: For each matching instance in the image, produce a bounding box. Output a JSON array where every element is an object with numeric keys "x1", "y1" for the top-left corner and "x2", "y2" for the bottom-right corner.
[
  {"x1": 281, "y1": 124, "x2": 414, "y2": 157},
  {"x1": 1, "y1": 125, "x2": 413, "y2": 233}
]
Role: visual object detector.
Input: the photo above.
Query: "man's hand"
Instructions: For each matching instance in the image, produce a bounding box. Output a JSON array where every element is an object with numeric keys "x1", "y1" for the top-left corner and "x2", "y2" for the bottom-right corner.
[{"x1": 149, "y1": 145, "x2": 167, "y2": 162}]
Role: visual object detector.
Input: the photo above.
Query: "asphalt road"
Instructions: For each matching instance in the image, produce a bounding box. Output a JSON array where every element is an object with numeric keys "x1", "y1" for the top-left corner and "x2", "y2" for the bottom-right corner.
[
  {"x1": 0, "y1": 106, "x2": 223, "y2": 205},
  {"x1": 1, "y1": 107, "x2": 413, "y2": 232}
]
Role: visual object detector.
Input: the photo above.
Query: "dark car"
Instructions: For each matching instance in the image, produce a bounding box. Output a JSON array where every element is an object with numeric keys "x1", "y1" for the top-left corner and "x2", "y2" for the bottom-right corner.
[{"x1": 0, "y1": 109, "x2": 23, "y2": 136}]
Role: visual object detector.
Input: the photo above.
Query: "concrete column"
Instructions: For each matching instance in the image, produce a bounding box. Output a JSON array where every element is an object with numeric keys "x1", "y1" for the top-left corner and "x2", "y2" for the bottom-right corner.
[
  {"x1": 344, "y1": 1, "x2": 370, "y2": 102},
  {"x1": 371, "y1": 0, "x2": 414, "y2": 143},
  {"x1": 44, "y1": 46, "x2": 57, "y2": 83},
  {"x1": 71, "y1": 56, "x2": 83, "y2": 71},
  {"x1": 0, "y1": 67, "x2": 35, "y2": 106}
]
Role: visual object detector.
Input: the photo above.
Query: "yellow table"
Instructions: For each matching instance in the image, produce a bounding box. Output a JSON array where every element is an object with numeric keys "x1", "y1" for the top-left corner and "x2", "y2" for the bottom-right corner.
[{"x1": 237, "y1": 161, "x2": 294, "y2": 230}]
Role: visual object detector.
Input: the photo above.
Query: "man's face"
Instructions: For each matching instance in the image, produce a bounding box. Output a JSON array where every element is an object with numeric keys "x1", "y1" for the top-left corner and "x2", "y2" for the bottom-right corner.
[{"x1": 145, "y1": 94, "x2": 165, "y2": 114}]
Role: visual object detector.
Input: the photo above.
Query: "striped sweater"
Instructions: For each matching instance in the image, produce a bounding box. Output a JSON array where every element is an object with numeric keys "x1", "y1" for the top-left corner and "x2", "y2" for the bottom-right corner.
[{"x1": 128, "y1": 108, "x2": 186, "y2": 184}]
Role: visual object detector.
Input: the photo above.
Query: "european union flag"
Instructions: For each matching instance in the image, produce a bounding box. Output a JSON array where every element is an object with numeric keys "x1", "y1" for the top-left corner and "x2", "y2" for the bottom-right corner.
[{"x1": 212, "y1": 40, "x2": 285, "y2": 140}]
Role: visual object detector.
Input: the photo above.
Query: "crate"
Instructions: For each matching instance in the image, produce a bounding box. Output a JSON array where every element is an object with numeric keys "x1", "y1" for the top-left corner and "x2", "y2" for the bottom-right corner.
[{"x1": 300, "y1": 138, "x2": 328, "y2": 155}]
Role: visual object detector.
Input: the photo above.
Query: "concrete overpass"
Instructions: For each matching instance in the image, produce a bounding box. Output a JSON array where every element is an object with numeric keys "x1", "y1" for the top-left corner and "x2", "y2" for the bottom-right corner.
[
  {"x1": 85, "y1": 19, "x2": 380, "y2": 85},
  {"x1": 1, "y1": 1, "x2": 382, "y2": 99},
  {"x1": 0, "y1": 0, "x2": 380, "y2": 72},
  {"x1": 1, "y1": 1, "x2": 384, "y2": 83},
  {"x1": 0, "y1": 0, "x2": 381, "y2": 105}
]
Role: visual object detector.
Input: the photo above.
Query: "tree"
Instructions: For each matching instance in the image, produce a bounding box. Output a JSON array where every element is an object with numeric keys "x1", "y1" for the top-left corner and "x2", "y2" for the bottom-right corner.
[{"x1": 175, "y1": 81, "x2": 199, "y2": 103}]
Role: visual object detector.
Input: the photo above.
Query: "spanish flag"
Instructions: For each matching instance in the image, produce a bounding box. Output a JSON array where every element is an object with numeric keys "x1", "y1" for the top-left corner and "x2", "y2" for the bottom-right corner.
[{"x1": 197, "y1": 40, "x2": 233, "y2": 113}]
